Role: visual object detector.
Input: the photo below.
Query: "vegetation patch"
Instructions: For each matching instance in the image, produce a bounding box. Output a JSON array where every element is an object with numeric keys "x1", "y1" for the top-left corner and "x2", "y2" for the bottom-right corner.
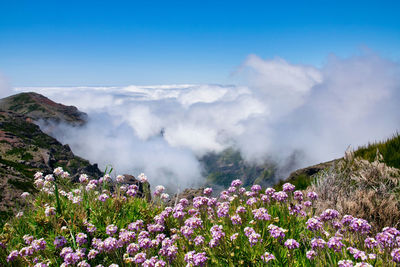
[{"x1": 355, "y1": 133, "x2": 400, "y2": 169}]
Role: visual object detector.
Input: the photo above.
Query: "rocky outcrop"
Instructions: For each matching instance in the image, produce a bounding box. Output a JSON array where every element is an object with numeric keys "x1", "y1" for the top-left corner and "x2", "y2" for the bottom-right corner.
[
  {"x1": 168, "y1": 187, "x2": 205, "y2": 206},
  {"x1": 123, "y1": 174, "x2": 152, "y2": 201}
]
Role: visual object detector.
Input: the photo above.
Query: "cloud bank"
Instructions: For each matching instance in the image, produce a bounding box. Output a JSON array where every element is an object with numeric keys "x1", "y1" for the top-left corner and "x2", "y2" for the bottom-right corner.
[{"x1": 16, "y1": 52, "x2": 400, "y2": 189}]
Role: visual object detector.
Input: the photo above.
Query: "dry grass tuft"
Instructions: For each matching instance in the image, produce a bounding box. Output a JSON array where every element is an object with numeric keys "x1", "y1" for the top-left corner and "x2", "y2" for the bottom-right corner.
[{"x1": 309, "y1": 149, "x2": 400, "y2": 231}]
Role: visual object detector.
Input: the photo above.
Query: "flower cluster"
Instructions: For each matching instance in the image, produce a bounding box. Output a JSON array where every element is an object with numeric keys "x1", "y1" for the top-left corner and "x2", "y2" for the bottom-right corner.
[{"x1": 4, "y1": 169, "x2": 400, "y2": 266}]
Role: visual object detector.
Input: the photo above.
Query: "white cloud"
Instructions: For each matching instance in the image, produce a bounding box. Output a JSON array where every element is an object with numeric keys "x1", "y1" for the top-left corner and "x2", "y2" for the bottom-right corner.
[{"x1": 15, "y1": 51, "x2": 400, "y2": 186}]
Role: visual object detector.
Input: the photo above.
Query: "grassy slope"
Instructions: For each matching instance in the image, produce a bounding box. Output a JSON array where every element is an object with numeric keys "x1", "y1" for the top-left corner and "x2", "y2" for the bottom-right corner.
[
  {"x1": 354, "y1": 133, "x2": 400, "y2": 169},
  {"x1": 275, "y1": 133, "x2": 400, "y2": 192}
]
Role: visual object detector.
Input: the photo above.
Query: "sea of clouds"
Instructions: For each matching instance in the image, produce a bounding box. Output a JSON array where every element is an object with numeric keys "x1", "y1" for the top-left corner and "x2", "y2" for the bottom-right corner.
[{"x1": 9, "y1": 52, "x2": 400, "y2": 190}]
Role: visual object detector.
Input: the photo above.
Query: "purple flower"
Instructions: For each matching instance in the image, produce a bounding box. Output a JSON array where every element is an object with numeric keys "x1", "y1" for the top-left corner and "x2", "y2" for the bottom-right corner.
[
  {"x1": 391, "y1": 248, "x2": 400, "y2": 263},
  {"x1": 244, "y1": 227, "x2": 262, "y2": 246},
  {"x1": 306, "y1": 217, "x2": 323, "y2": 231},
  {"x1": 282, "y1": 183, "x2": 295, "y2": 192},
  {"x1": 217, "y1": 202, "x2": 230, "y2": 217},
  {"x1": 268, "y1": 224, "x2": 286, "y2": 239},
  {"x1": 64, "y1": 252, "x2": 80, "y2": 265},
  {"x1": 79, "y1": 174, "x2": 89, "y2": 184},
  {"x1": 230, "y1": 233, "x2": 239, "y2": 241},
  {"x1": 236, "y1": 206, "x2": 246, "y2": 213},
  {"x1": 193, "y1": 196, "x2": 209, "y2": 208},
  {"x1": 32, "y1": 238, "x2": 46, "y2": 251},
  {"x1": 364, "y1": 237, "x2": 377, "y2": 249},
  {"x1": 76, "y1": 233, "x2": 87, "y2": 246},
  {"x1": 60, "y1": 247, "x2": 74, "y2": 258},
  {"x1": 159, "y1": 238, "x2": 178, "y2": 260},
  {"x1": 193, "y1": 252, "x2": 208, "y2": 266},
  {"x1": 185, "y1": 251, "x2": 208, "y2": 266},
  {"x1": 210, "y1": 225, "x2": 225, "y2": 240},
  {"x1": 341, "y1": 215, "x2": 354, "y2": 225},
  {"x1": 261, "y1": 252, "x2": 275, "y2": 262},
  {"x1": 203, "y1": 188, "x2": 213, "y2": 195},
  {"x1": 98, "y1": 193, "x2": 109, "y2": 202},
  {"x1": 338, "y1": 260, "x2": 354, "y2": 267},
  {"x1": 228, "y1": 186, "x2": 236, "y2": 193},
  {"x1": 86, "y1": 223, "x2": 97, "y2": 233},
  {"x1": 128, "y1": 220, "x2": 144, "y2": 231},
  {"x1": 54, "y1": 236, "x2": 67, "y2": 249},
  {"x1": 289, "y1": 204, "x2": 304, "y2": 216},
  {"x1": 251, "y1": 184, "x2": 262, "y2": 193},
  {"x1": 184, "y1": 217, "x2": 203, "y2": 229},
  {"x1": 376, "y1": 231, "x2": 395, "y2": 248},
  {"x1": 194, "y1": 235, "x2": 205, "y2": 246},
  {"x1": 327, "y1": 236, "x2": 344, "y2": 252},
  {"x1": 103, "y1": 237, "x2": 119, "y2": 252},
  {"x1": 7, "y1": 250, "x2": 19, "y2": 262},
  {"x1": 23, "y1": 235, "x2": 34, "y2": 245},
  {"x1": 306, "y1": 250, "x2": 316, "y2": 260},
  {"x1": 284, "y1": 239, "x2": 299, "y2": 249},
  {"x1": 230, "y1": 214, "x2": 242, "y2": 225},
  {"x1": 134, "y1": 252, "x2": 147, "y2": 264},
  {"x1": 88, "y1": 249, "x2": 99, "y2": 260},
  {"x1": 126, "y1": 243, "x2": 139, "y2": 255},
  {"x1": 252, "y1": 208, "x2": 271, "y2": 221},
  {"x1": 294, "y1": 190, "x2": 303, "y2": 201},
  {"x1": 383, "y1": 227, "x2": 400, "y2": 237},
  {"x1": 126, "y1": 188, "x2": 137, "y2": 197},
  {"x1": 180, "y1": 226, "x2": 194, "y2": 240},
  {"x1": 119, "y1": 229, "x2": 136, "y2": 244},
  {"x1": 19, "y1": 246, "x2": 34, "y2": 257},
  {"x1": 272, "y1": 191, "x2": 288, "y2": 202},
  {"x1": 349, "y1": 218, "x2": 371, "y2": 234},
  {"x1": 231, "y1": 179, "x2": 243, "y2": 187},
  {"x1": 307, "y1": 191, "x2": 318, "y2": 200},
  {"x1": 303, "y1": 201, "x2": 312, "y2": 207},
  {"x1": 246, "y1": 197, "x2": 258, "y2": 206},
  {"x1": 138, "y1": 237, "x2": 152, "y2": 249},
  {"x1": 265, "y1": 188, "x2": 275, "y2": 196},
  {"x1": 311, "y1": 238, "x2": 326, "y2": 249},
  {"x1": 106, "y1": 224, "x2": 118, "y2": 235},
  {"x1": 320, "y1": 209, "x2": 339, "y2": 221}
]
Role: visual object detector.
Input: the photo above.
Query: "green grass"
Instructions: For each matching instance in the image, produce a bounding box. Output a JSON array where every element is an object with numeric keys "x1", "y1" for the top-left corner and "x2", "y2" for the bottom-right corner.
[
  {"x1": 354, "y1": 133, "x2": 400, "y2": 169},
  {"x1": 5, "y1": 147, "x2": 34, "y2": 161},
  {"x1": 274, "y1": 174, "x2": 312, "y2": 191},
  {"x1": 0, "y1": 157, "x2": 36, "y2": 178}
]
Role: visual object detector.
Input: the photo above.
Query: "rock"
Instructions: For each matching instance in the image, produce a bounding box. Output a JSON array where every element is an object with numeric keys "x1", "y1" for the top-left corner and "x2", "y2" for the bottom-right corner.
[
  {"x1": 168, "y1": 187, "x2": 204, "y2": 206},
  {"x1": 123, "y1": 174, "x2": 152, "y2": 202}
]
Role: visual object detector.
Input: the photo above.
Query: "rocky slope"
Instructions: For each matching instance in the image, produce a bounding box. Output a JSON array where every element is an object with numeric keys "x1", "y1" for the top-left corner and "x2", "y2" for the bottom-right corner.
[
  {"x1": 0, "y1": 94, "x2": 101, "y2": 222},
  {"x1": 0, "y1": 92, "x2": 87, "y2": 125}
]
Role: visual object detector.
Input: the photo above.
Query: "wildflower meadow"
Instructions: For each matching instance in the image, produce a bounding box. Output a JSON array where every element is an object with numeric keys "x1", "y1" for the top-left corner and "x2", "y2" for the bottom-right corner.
[{"x1": 1, "y1": 167, "x2": 400, "y2": 266}]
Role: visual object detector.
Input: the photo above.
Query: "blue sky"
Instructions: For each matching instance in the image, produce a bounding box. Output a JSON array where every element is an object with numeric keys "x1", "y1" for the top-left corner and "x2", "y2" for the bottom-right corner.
[{"x1": 0, "y1": 0, "x2": 399, "y2": 86}]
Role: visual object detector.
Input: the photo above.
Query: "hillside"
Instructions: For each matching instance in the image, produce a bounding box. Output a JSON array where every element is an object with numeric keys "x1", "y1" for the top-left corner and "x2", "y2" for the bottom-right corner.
[
  {"x1": 0, "y1": 95, "x2": 101, "y2": 223},
  {"x1": 0, "y1": 92, "x2": 87, "y2": 125},
  {"x1": 200, "y1": 148, "x2": 278, "y2": 189}
]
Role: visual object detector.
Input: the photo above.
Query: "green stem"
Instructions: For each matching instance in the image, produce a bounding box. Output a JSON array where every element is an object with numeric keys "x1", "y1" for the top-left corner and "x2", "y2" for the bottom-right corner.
[{"x1": 54, "y1": 182, "x2": 62, "y2": 215}]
